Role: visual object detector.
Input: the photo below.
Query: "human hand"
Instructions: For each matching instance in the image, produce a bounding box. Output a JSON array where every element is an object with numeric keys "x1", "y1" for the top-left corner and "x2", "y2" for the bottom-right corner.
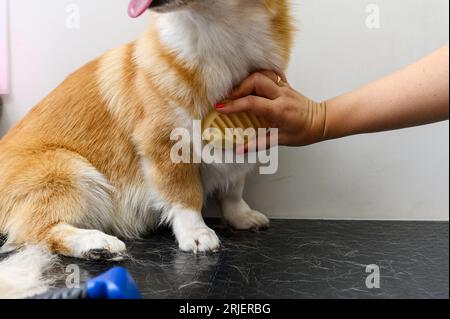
[{"x1": 215, "y1": 71, "x2": 327, "y2": 152}]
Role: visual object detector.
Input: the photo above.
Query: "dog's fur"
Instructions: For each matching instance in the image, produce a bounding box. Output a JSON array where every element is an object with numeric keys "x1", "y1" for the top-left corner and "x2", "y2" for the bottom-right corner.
[{"x1": 0, "y1": 0, "x2": 293, "y2": 273}]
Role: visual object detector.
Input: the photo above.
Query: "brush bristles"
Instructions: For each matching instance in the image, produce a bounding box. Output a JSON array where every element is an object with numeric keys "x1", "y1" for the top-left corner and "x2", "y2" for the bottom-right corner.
[{"x1": 202, "y1": 110, "x2": 268, "y2": 149}]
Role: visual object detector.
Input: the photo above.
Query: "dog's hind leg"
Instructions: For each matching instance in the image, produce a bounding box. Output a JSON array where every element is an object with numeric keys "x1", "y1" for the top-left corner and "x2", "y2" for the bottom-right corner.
[
  {"x1": 219, "y1": 177, "x2": 270, "y2": 230},
  {"x1": 1, "y1": 149, "x2": 127, "y2": 260}
]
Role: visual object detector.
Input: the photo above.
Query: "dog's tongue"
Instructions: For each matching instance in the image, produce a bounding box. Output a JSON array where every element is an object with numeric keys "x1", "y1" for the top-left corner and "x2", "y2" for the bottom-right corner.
[{"x1": 128, "y1": 0, "x2": 153, "y2": 18}]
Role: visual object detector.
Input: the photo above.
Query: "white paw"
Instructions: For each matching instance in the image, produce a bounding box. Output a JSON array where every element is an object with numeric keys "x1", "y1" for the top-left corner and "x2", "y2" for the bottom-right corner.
[
  {"x1": 177, "y1": 226, "x2": 220, "y2": 253},
  {"x1": 225, "y1": 209, "x2": 270, "y2": 230},
  {"x1": 67, "y1": 229, "x2": 127, "y2": 260}
]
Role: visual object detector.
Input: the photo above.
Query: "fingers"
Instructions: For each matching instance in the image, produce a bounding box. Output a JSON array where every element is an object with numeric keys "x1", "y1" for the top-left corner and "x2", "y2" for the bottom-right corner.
[
  {"x1": 229, "y1": 71, "x2": 283, "y2": 100},
  {"x1": 277, "y1": 71, "x2": 288, "y2": 83},
  {"x1": 258, "y1": 70, "x2": 288, "y2": 85},
  {"x1": 215, "y1": 70, "x2": 289, "y2": 123},
  {"x1": 217, "y1": 95, "x2": 275, "y2": 118}
]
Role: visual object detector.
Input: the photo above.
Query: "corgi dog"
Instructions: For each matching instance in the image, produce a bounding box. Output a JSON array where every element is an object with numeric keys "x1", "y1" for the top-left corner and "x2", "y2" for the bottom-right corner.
[{"x1": 0, "y1": 0, "x2": 294, "y2": 282}]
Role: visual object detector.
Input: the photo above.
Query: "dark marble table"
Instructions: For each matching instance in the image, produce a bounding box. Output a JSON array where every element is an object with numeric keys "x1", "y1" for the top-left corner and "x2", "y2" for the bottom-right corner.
[{"x1": 55, "y1": 219, "x2": 448, "y2": 299}]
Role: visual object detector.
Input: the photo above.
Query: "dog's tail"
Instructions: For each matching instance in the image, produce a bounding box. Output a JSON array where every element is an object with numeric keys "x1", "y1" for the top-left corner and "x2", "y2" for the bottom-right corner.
[{"x1": 0, "y1": 245, "x2": 56, "y2": 299}]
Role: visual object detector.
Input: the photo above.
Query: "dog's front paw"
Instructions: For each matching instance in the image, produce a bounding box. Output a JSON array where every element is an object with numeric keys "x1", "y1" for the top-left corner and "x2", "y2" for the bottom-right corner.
[
  {"x1": 225, "y1": 209, "x2": 270, "y2": 230},
  {"x1": 177, "y1": 226, "x2": 220, "y2": 253}
]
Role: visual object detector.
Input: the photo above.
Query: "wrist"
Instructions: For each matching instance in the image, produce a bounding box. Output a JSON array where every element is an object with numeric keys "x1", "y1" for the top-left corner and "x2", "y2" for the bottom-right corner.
[
  {"x1": 298, "y1": 98, "x2": 328, "y2": 146},
  {"x1": 322, "y1": 94, "x2": 357, "y2": 142},
  {"x1": 312, "y1": 100, "x2": 329, "y2": 144}
]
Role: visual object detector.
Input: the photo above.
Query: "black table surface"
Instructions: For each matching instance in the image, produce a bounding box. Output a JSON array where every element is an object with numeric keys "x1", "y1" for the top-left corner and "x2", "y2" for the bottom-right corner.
[{"x1": 53, "y1": 219, "x2": 449, "y2": 299}]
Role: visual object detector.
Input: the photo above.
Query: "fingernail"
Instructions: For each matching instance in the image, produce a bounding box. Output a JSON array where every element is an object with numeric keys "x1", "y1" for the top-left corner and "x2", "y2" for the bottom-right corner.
[{"x1": 215, "y1": 103, "x2": 226, "y2": 109}]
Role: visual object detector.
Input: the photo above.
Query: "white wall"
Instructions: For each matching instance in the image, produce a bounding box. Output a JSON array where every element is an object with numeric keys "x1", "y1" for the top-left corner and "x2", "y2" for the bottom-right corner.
[
  {"x1": 0, "y1": 0, "x2": 9, "y2": 94},
  {"x1": 0, "y1": 0, "x2": 448, "y2": 220}
]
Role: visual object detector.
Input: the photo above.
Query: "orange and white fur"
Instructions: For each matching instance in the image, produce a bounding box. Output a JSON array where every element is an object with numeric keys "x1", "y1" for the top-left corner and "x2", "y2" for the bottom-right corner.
[{"x1": 0, "y1": 0, "x2": 293, "y2": 296}]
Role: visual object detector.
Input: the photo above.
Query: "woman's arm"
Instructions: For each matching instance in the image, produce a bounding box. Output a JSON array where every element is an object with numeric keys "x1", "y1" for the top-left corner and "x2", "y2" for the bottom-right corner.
[
  {"x1": 216, "y1": 46, "x2": 449, "y2": 149},
  {"x1": 325, "y1": 46, "x2": 449, "y2": 140}
]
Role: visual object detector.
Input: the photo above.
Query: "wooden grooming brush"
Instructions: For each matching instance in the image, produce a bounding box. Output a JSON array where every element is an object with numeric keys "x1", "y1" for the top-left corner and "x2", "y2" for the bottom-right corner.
[{"x1": 202, "y1": 110, "x2": 268, "y2": 149}]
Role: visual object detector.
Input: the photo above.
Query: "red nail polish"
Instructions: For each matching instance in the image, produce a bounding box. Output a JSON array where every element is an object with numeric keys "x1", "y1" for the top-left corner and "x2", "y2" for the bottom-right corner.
[{"x1": 215, "y1": 103, "x2": 226, "y2": 109}]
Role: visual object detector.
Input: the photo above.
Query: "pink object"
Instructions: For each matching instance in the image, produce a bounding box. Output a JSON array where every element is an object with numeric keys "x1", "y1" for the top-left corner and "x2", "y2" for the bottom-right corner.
[{"x1": 128, "y1": 0, "x2": 154, "y2": 18}]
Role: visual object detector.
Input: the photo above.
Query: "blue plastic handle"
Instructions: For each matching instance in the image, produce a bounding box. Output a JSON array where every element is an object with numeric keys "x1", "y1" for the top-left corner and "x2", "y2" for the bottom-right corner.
[{"x1": 86, "y1": 267, "x2": 142, "y2": 299}]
